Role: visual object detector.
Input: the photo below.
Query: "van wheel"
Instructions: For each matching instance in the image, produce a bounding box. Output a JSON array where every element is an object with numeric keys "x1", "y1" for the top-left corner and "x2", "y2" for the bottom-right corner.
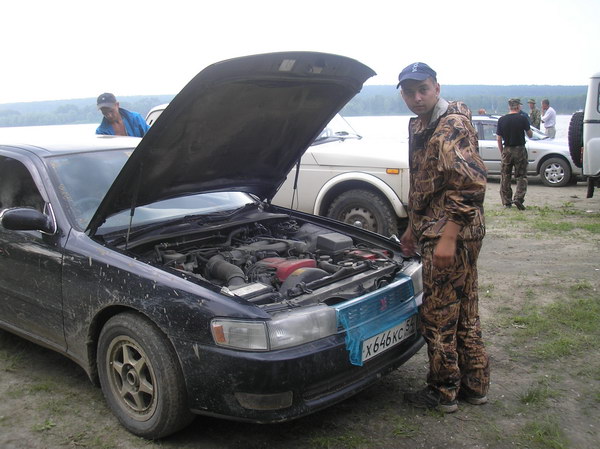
[
  {"x1": 540, "y1": 157, "x2": 572, "y2": 187},
  {"x1": 327, "y1": 189, "x2": 397, "y2": 236},
  {"x1": 568, "y1": 112, "x2": 584, "y2": 168},
  {"x1": 97, "y1": 312, "x2": 194, "y2": 438}
]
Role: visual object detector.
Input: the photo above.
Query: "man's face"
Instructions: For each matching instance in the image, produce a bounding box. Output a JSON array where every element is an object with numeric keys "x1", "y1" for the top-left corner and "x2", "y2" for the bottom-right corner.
[
  {"x1": 528, "y1": 102, "x2": 535, "y2": 111},
  {"x1": 542, "y1": 102, "x2": 549, "y2": 112},
  {"x1": 100, "y1": 103, "x2": 120, "y2": 123},
  {"x1": 400, "y1": 78, "x2": 440, "y2": 118}
]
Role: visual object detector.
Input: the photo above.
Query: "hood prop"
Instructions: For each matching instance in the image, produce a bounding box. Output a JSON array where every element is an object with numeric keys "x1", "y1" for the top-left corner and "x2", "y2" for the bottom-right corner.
[
  {"x1": 289, "y1": 159, "x2": 301, "y2": 209},
  {"x1": 125, "y1": 164, "x2": 143, "y2": 250}
]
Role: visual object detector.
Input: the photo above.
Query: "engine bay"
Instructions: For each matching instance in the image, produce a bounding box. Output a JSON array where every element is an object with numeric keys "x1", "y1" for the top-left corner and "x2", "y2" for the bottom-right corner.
[{"x1": 144, "y1": 215, "x2": 404, "y2": 307}]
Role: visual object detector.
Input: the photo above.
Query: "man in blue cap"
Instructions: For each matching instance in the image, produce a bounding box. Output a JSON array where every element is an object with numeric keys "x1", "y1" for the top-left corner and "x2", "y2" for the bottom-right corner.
[
  {"x1": 397, "y1": 62, "x2": 490, "y2": 413},
  {"x1": 95, "y1": 93, "x2": 149, "y2": 137}
]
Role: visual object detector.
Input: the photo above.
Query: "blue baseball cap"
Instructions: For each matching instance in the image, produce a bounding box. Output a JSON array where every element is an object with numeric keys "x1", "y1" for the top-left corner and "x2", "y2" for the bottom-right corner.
[{"x1": 396, "y1": 62, "x2": 437, "y2": 88}]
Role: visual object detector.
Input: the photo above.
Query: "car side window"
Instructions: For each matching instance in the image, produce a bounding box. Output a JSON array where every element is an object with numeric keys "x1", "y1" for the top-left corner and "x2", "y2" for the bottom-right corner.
[
  {"x1": 0, "y1": 157, "x2": 45, "y2": 212},
  {"x1": 481, "y1": 122, "x2": 497, "y2": 141}
]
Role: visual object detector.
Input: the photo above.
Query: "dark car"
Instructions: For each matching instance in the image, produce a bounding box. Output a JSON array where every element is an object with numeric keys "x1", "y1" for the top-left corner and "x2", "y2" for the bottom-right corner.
[{"x1": 0, "y1": 52, "x2": 424, "y2": 438}]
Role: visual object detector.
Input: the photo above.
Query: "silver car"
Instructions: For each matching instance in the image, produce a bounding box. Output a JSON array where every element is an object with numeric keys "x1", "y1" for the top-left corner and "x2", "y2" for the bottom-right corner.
[{"x1": 472, "y1": 115, "x2": 582, "y2": 187}]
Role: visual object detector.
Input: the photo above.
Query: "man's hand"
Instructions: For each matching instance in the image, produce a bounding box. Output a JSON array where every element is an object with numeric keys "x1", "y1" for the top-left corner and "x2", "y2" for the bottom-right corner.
[
  {"x1": 433, "y1": 221, "x2": 461, "y2": 268},
  {"x1": 400, "y1": 227, "x2": 417, "y2": 257}
]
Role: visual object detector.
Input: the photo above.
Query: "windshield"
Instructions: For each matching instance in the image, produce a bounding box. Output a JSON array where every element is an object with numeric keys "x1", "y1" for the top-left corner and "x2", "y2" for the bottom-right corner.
[
  {"x1": 528, "y1": 126, "x2": 549, "y2": 141},
  {"x1": 312, "y1": 114, "x2": 361, "y2": 145},
  {"x1": 47, "y1": 149, "x2": 255, "y2": 231},
  {"x1": 476, "y1": 118, "x2": 549, "y2": 142}
]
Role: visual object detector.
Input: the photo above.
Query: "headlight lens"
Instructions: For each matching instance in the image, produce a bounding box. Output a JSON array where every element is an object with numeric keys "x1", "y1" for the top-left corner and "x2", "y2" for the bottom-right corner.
[
  {"x1": 267, "y1": 305, "x2": 337, "y2": 350},
  {"x1": 402, "y1": 260, "x2": 423, "y2": 296},
  {"x1": 211, "y1": 305, "x2": 337, "y2": 351},
  {"x1": 211, "y1": 320, "x2": 268, "y2": 350}
]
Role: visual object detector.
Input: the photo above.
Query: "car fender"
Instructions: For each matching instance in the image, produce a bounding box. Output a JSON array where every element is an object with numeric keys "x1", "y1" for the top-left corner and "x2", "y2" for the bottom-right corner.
[{"x1": 313, "y1": 172, "x2": 407, "y2": 218}]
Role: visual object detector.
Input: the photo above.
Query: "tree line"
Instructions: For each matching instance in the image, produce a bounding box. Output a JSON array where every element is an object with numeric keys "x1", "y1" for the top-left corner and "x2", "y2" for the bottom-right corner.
[
  {"x1": 0, "y1": 96, "x2": 173, "y2": 128},
  {"x1": 341, "y1": 84, "x2": 586, "y2": 116},
  {"x1": 0, "y1": 85, "x2": 586, "y2": 128}
]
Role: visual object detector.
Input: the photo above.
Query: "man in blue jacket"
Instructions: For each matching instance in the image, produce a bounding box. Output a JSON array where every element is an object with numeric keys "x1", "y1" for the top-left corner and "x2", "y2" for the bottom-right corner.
[{"x1": 95, "y1": 93, "x2": 149, "y2": 137}]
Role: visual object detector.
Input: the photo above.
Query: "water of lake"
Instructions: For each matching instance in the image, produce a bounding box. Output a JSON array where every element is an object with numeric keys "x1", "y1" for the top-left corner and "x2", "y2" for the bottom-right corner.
[
  {"x1": 0, "y1": 115, "x2": 572, "y2": 143},
  {"x1": 346, "y1": 115, "x2": 572, "y2": 142}
]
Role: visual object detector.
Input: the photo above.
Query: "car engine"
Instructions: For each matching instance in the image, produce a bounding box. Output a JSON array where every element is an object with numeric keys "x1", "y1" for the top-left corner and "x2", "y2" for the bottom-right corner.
[{"x1": 148, "y1": 217, "x2": 403, "y2": 307}]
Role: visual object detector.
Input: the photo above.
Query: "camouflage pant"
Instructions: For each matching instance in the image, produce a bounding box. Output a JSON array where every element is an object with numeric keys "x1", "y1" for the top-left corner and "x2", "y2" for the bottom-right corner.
[
  {"x1": 419, "y1": 239, "x2": 490, "y2": 402},
  {"x1": 500, "y1": 145, "x2": 528, "y2": 206}
]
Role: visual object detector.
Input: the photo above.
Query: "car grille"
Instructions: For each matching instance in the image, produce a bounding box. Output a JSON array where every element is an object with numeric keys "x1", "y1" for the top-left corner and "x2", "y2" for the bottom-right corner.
[
  {"x1": 334, "y1": 274, "x2": 418, "y2": 366},
  {"x1": 334, "y1": 275, "x2": 414, "y2": 329}
]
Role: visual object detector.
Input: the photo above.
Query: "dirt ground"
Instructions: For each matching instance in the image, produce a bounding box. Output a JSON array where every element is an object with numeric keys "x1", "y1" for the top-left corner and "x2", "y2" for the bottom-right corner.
[{"x1": 1, "y1": 177, "x2": 599, "y2": 449}]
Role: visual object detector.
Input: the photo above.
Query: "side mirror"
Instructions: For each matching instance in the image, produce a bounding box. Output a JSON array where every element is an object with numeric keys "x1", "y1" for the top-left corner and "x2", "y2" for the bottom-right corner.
[{"x1": 1, "y1": 207, "x2": 55, "y2": 234}]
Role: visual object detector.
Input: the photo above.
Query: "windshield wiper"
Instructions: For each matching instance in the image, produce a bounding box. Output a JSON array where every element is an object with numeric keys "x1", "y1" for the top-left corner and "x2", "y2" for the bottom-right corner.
[
  {"x1": 196, "y1": 202, "x2": 259, "y2": 222},
  {"x1": 106, "y1": 203, "x2": 260, "y2": 246}
]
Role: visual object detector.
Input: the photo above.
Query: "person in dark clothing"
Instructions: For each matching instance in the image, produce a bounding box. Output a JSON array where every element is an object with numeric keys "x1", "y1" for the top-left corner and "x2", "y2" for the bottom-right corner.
[
  {"x1": 496, "y1": 98, "x2": 533, "y2": 209},
  {"x1": 397, "y1": 62, "x2": 490, "y2": 413}
]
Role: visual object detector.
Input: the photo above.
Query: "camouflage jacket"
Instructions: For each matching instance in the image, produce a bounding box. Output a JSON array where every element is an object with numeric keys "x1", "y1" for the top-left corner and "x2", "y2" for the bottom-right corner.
[
  {"x1": 529, "y1": 108, "x2": 541, "y2": 129},
  {"x1": 407, "y1": 99, "x2": 487, "y2": 243}
]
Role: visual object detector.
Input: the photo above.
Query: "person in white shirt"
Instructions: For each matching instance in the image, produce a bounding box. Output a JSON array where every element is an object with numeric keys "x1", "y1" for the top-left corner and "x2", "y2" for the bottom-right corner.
[{"x1": 541, "y1": 99, "x2": 557, "y2": 138}]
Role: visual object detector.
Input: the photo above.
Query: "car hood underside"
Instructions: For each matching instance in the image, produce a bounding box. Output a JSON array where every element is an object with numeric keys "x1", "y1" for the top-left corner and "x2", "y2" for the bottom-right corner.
[{"x1": 88, "y1": 52, "x2": 375, "y2": 235}]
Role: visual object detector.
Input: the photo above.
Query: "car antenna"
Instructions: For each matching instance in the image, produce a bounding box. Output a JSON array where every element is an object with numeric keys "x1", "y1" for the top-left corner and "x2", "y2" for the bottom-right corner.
[{"x1": 125, "y1": 164, "x2": 143, "y2": 249}]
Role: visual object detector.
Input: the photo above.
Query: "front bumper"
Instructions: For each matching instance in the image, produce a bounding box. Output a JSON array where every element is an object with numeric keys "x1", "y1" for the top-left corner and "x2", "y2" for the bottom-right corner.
[{"x1": 174, "y1": 293, "x2": 424, "y2": 423}]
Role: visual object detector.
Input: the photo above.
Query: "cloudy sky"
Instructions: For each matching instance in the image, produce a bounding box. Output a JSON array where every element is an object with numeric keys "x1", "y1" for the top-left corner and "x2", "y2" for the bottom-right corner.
[{"x1": 1, "y1": 0, "x2": 598, "y2": 104}]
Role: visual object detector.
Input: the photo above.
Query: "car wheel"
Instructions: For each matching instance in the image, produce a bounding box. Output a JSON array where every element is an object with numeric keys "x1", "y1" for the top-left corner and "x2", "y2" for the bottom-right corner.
[
  {"x1": 97, "y1": 312, "x2": 194, "y2": 438},
  {"x1": 568, "y1": 111, "x2": 584, "y2": 168},
  {"x1": 327, "y1": 189, "x2": 398, "y2": 236},
  {"x1": 539, "y1": 157, "x2": 572, "y2": 187}
]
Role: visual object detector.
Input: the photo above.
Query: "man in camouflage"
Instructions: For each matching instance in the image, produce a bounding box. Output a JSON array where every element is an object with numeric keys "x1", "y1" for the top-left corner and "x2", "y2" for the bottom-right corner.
[
  {"x1": 497, "y1": 98, "x2": 533, "y2": 210},
  {"x1": 397, "y1": 62, "x2": 490, "y2": 413},
  {"x1": 528, "y1": 98, "x2": 541, "y2": 129}
]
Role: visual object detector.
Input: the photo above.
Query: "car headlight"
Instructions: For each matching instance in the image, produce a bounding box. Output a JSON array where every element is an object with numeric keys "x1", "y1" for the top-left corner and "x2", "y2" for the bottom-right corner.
[
  {"x1": 210, "y1": 320, "x2": 268, "y2": 350},
  {"x1": 402, "y1": 260, "x2": 423, "y2": 297},
  {"x1": 211, "y1": 305, "x2": 337, "y2": 351}
]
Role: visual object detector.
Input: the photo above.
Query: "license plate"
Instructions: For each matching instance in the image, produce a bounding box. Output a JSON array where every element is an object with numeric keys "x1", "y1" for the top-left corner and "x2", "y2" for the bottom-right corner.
[{"x1": 361, "y1": 315, "x2": 417, "y2": 363}]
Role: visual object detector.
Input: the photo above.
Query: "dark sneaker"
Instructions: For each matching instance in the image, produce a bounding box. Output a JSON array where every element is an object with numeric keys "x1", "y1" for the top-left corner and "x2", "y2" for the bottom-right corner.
[
  {"x1": 513, "y1": 200, "x2": 526, "y2": 210},
  {"x1": 503, "y1": 204, "x2": 512, "y2": 209},
  {"x1": 405, "y1": 387, "x2": 458, "y2": 413},
  {"x1": 458, "y1": 389, "x2": 488, "y2": 405}
]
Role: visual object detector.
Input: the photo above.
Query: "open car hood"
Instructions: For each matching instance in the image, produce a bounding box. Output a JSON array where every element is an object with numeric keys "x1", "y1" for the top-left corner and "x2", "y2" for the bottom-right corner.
[{"x1": 87, "y1": 52, "x2": 375, "y2": 235}]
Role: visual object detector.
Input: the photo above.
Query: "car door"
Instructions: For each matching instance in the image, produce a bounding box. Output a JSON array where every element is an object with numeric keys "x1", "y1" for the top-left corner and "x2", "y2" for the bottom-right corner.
[
  {"x1": 0, "y1": 154, "x2": 65, "y2": 348},
  {"x1": 475, "y1": 119, "x2": 503, "y2": 174}
]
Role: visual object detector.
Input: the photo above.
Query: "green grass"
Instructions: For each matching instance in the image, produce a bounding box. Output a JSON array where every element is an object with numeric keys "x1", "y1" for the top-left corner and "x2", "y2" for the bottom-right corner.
[
  {"x1": 29, "y1": 381, "x2": 55, "y2": 393},
  {"x1": 490, "y1": 202, "x2": 600, "y2": 235},
  {"x1": 519, "y1": 417, "x2": 569, "y2": 449},
  {"x1": 528, "y1": 204, "x2": 600, "y2": 234},
  {"x1": 511, "y1": 287, "x2": 600, "y2": 359},
  {"x1": 310, "y1": 433, "x2": 371, "y2": 449},
  {"x1": 519, "y1": 378, "x2": 559, "y2": 405},
  {"x1": 0, "y1": 349, "x2": 23, "y2": 372},
  {"x1": 480, "y1": 283, "x2": 495, "y2": 298},
  {"x1": 32, "y1": 418, "x2": 56, "y2": 432},
  {"x1": 391, "y1": 416, "x2": 420, "y2": 438},
  {"x1": 580, "y1": 222, "x2": 600, "y2": 233},
  {"x1": 576, "y1": 363, "x2": 600, "y2": 380}
]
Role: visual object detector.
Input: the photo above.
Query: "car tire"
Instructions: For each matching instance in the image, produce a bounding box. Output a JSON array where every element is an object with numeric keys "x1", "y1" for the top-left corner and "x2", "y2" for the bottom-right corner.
[
  {"x1": 539, "y1": 157, "x2": 572, "y2": 187},
  {"x1": 97, "y1": 312, "x2": 194, "y2": 439},
  {"x1": 327, "y1": 189, "x2": 398, "y2": 236},
  {"x1": 568, "y1": 111, "x2": 584, "y2": 168}
]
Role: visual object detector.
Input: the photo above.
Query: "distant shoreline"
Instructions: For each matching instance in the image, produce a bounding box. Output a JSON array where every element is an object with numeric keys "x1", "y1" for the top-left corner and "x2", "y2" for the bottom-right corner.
[{"x1": 0, "y1": 85, "x2": 586, "y2": 128}]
